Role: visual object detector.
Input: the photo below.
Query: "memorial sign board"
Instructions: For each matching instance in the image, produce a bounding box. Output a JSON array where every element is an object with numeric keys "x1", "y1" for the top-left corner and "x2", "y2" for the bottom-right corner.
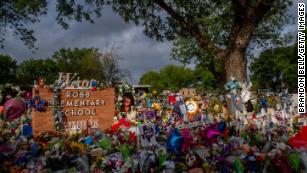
[{"x1": 32, "y1": 73, "x2": 114, "y2": 135}]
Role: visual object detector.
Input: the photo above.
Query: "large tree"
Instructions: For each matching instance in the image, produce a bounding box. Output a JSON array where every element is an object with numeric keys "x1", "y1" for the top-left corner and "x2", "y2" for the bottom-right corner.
[
  {"x1": 1, "y1": 0, "x2": 293, "y2": 83},
  {"x1": 52, "y1": 47, "x2": 130, "y2": 84},
  {"x1": 52, "y1": 48, "x2": 103, "y2": 80}
]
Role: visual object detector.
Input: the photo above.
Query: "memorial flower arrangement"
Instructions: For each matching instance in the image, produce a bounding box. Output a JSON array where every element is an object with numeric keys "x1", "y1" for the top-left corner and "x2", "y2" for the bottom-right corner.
[
  {"x1": 28, "y1": 96, "x2": 46, "y2": 112},
  {"x1": 0, "y1": 77, "x2": 306, "y2": 172},
  {"x1": 53, "y1": 80, "x2": 66, "y2": 131}
]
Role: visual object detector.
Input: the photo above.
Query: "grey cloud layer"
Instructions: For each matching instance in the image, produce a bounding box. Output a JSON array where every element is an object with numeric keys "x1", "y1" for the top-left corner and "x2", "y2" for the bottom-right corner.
[{"x1": 0, "y1": 6, "x2": 178, "y2": 83}]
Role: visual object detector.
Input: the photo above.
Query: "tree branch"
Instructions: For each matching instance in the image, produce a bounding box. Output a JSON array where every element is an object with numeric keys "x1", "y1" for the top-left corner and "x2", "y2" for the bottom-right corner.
[
  {"x1": 226, "y1": 0, "x2": 275, "y2": 55},
  {"x1": 153, "y1": 0, "x2": 225, "y2": 59}
]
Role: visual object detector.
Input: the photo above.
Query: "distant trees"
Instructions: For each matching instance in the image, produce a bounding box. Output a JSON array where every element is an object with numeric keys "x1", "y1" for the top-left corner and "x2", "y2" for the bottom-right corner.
[
  {"x1": 250, "y1": 44, "x2": 297, "y2": 92},
  {"x1": 17, "y1": 58, "x2": 58, "y2": 85},
  {"x1": 0, "y1": 55, "x2": 17, "y2": 84},
  {"x1": 0, "y1": 48, "x2": 130, "y2": 87},
  {"x1": 52, "y1": 48, "x2": 103, "y2": 81},
  {"x1": 139, "y1": 64, "x2": 219, "y2": 93}
]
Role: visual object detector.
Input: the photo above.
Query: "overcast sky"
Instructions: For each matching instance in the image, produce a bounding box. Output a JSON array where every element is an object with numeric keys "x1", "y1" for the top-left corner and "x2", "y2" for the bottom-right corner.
[{"x1": 0, "y1": 1, "x2": 301, "y2": 83}]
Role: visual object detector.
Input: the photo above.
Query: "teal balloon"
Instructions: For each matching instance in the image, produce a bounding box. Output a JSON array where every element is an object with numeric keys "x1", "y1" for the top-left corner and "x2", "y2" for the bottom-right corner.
[
  {"x1": 167, "y1": 129, "x2": 183, "y2": 154},
  {"x1": 84, "y1": 136, "x2": 93, "y2": 145}
]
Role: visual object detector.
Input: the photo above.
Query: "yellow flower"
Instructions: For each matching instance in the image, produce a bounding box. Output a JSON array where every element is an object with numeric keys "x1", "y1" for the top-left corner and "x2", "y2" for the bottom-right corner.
[
  {"x1": 152, "y1": 102, "x2": 162, "y2": 111},
  {"x1": 71, "y1": 142, "x2": 87, "y2": 154}
]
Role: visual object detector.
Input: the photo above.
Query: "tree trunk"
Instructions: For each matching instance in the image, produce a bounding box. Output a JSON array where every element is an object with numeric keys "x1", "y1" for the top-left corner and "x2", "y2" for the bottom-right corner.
[
  {"x1": 225, "y1": 48, "x2": 247, "y2": 82},
  {"x1": 223, "y1": 20, "x2": 253, "y2": 117},
  {"x1": 224, "y1": 48, "x2": 247, "y2": 118}
]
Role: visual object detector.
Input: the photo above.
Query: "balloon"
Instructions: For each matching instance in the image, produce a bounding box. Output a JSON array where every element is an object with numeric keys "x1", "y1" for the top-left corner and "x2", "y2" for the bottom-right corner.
[
  {"x1": 217, "y1": 122, "x2": 226, "y2": 132},
  {"x1": 167, "y1": 129, "x2": 184, "y2": 154},
  {"x1": 204, "y1": 125, "x2": 221, "y2": 142},
  {"x1": 3, "y1": 99, "x2": 26, "y2": 121},
  {"x1": 22, "y1": 124, "x2": 32, "y2": 137},
  {"x1": 84, "y1": 136, "x2": 93, "y2": 145},
  {"x1": 288, "y1": 153, "x2": 301, "y2": 172},
  {"x1": 181, "y1": 128, "x2": 192, "y2": 153},
  {"x1": 288, "y1": 126, "x2": 307, "y2": 149}
]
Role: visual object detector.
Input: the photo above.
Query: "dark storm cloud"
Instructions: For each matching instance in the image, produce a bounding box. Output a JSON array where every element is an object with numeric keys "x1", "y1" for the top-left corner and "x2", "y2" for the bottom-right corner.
[{"x1": 0, "y1": 4, "x2": 177, "y2": 83}]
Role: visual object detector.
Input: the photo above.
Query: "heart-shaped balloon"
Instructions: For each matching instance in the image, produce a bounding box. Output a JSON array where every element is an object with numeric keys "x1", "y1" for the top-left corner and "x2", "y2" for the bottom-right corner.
[
  {"x1": 3, "y1": 99, "x2": 26, "y2": 121},
  {"x1": 167, "y1": 129, "x2": 183, "y2": 154}
]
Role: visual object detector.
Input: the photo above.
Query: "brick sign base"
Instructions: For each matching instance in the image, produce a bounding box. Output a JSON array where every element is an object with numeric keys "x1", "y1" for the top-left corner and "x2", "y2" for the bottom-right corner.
[{"x1": 32, "y1": 87, "x2": 115, "y2": 135}]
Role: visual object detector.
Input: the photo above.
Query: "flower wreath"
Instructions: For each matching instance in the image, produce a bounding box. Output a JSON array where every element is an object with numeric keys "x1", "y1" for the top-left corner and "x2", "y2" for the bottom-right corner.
[{"x1": 29, "y1": 96, "x2": 46, "y2": 112}]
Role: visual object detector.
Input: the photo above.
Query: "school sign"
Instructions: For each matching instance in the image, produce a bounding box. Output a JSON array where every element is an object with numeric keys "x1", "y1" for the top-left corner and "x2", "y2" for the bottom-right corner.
[{"x1": 31, "y1": 73, "x2": 115, "y2": 135}]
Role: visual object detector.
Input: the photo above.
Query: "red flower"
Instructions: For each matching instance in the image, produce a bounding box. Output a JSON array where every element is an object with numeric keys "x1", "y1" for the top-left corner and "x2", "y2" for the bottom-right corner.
[
  {"x1": 111, "y1": 119, "x2": 131, "y2": 133},
  {"x1": 129, "y1": 132, "x2": 137, "y2": 143},
  {"x1": 223, "y1": 129, "x2": 229, "y2": 139},
  {"x1": 168, "y1": 95, "x2": 176, "y2": 104}
]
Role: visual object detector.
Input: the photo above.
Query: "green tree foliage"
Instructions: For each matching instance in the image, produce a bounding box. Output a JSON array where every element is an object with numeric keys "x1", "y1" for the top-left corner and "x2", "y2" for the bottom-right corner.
[
  {"x1": 16, "y1": 58, "x2": 58, "y2": 85},
  {"x1": 1, "y1": 0, "x2": 47, "y2": 49},
  {"x1": 0, "y1": 55, "x2": 17, "y2": 84},
  {"x1": 1, "y1": 0, "x2": 101, "y2": 49},
  {"x1": 140, "y1": 64, "x2": 196, "y2": 92},
  {"x1": 140, "y1": 71, "x2": 161, "y2": 91},
  {"x1": 193, "y1": 65, "x2": 222, "y2": 93},
  {"x1": 250, "y1": 44, "x2": 297, "y2": 92},
  {"x1": 52, "y1": 48, "x2": 103, "y2": 80},
  {"x1": 1, "y1": 47, "x2": 129, "y2": 86},
  {"x1": 1, "y1": 0, "x2": 293, "y2": 83}
]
